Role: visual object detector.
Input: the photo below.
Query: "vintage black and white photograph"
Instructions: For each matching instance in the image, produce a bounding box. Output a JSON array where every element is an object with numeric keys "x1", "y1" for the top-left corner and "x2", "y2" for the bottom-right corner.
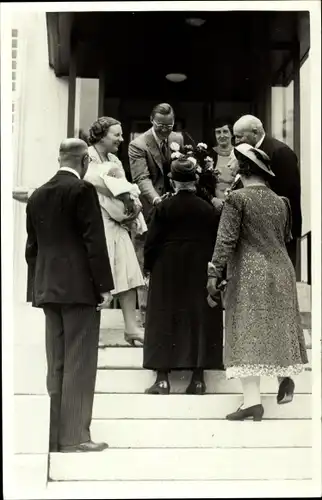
[{"x1": 1, "y1": 1, "x2": 321, "y2": 499}]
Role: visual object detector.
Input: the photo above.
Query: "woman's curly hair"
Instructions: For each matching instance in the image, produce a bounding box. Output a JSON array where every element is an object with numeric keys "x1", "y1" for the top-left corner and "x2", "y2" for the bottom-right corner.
[{"x1": 88, "y1": 116, "x2": 120, "y2": 146}]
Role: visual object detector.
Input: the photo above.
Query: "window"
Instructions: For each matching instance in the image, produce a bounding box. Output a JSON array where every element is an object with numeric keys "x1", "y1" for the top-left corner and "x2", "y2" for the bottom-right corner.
[
  {"x1": 300, "y1": 56, "x2": 311, "y2": 237},
  {"x1": 271, "y1": 81, "x2": 294, "y2": 149},
  {"x1": 12, "y1": 29, "x2": 18, "y2": 132}
]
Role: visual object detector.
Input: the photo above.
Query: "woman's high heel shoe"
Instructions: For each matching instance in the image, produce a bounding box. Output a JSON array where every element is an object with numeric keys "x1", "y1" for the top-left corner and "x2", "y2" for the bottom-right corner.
[
  {"x1": 124, "y1": 332, "x2": 144, "y2": 346},
  {"x1": 226, "y1": 404, "x2": 264, "y2": 421},
  {"x1": 277, "y1": 377, "x2": 295, "y2": 404}
]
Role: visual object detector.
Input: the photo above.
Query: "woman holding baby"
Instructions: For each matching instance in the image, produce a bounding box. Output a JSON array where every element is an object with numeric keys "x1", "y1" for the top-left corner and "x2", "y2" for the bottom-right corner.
[
  {"x1": 84, "y1": 117, "x2": 145, "y2": 345},
  {"x1": 12, "y1": 116, "x2": 145, "y2": 346}
]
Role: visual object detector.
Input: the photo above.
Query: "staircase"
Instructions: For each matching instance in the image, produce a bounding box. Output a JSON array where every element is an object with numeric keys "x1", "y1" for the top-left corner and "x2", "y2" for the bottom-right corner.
[{"x1": 12, "y1": 283, "x2": 314, "y2": 499}]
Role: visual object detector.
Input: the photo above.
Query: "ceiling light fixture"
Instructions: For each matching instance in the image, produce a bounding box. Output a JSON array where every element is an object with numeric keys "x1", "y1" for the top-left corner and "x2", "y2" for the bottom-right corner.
[
  {"x1": 185, "y1": 17, "x2": 206, "y2": 27},
  {"x1": 165, "y1": 73, "x2": 187, "y2": 83}
]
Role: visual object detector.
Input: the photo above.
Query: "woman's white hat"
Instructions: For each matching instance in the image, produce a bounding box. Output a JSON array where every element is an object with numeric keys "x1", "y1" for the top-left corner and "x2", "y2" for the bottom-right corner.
[{"x1": 234, "y1": 143, "x2": 275, "y2": 177}]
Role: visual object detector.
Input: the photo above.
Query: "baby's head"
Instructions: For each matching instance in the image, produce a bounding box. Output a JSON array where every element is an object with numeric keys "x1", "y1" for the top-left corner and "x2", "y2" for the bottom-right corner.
[{"x1": 108, "y1": 165, "x2": 123, "y2": 178}]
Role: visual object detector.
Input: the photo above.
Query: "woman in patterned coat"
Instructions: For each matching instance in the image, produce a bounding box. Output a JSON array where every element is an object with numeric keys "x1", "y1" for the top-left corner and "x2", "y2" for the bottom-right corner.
[{"x1": 207, "y1": 144, "x2": 308, "y2": 421}]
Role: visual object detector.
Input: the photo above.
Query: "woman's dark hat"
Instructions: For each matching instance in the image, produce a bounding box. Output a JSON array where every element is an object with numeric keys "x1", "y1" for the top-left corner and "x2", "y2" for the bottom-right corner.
[
  {"x1": 234, "y1": 144, "x2": 275, "y2": 177},
  {"x1": 168, "y1": 157, "x2": 198, "y2": 182}
]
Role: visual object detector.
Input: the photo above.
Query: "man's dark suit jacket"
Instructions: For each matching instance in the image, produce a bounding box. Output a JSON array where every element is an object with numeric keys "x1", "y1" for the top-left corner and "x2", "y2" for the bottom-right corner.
[
  {"x1": 260, "y1": 135, "x2": 302, "y2": 239},
  {"x1": 25, "y1": 170, "x2": 114, "y2": 307}
]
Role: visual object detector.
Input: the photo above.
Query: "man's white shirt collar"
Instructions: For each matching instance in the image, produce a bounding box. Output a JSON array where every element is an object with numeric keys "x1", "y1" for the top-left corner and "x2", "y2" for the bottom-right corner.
[
  {"x1": 59, "y1": 167, "x2": 81, "y2": 179},
  {"x1": 255, "y1": 133, "x2": 265, "y2": 148},
  {"x1": 152, "y1": 127, "x2": 167, "y2": 148}
]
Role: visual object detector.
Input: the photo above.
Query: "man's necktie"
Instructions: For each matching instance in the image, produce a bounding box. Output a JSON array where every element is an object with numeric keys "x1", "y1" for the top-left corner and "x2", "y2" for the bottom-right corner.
[
  {"x1": 160, "y1": 140, "x2": 168, "y2": 162},
  {"x1": 160, "y1": 140, "x2": 171, "y2": 192}
]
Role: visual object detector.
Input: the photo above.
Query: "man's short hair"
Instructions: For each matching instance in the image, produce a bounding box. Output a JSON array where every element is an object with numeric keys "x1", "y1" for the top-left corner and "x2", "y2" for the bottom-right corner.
[
  {"x1": 59, "y1": 138, "x2": 88, "y2": 160},
  {"x1": 151, "y1": 103, "x2": 174, "y2": 120}
]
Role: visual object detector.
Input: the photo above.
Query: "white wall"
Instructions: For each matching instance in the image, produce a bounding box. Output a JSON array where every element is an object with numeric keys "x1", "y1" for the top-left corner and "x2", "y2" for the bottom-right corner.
[
  {"x1": 11, "y1": 12, "x2": 65, "y2": 492},
  {"x1": 271, "y1": 87, "x2": 284, "y2": 142},
  {"x1": 300, "y1": 57, "x2": 311, "y2": 236},
  {"x1": 12, "y1": 11, "x2": 69, "y2": 303},
  {"x1": 271, "y1": 83, "x2": 294, "y2": 149},
  {"x1": 271, "y1": 64, "x2": 311, "y2": 240}
]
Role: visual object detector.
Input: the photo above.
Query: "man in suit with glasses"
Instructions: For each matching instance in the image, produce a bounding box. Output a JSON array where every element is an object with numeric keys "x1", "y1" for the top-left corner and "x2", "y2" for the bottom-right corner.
[{"x1": 128, "y1": 103, "x2": 184, "y2": 326}]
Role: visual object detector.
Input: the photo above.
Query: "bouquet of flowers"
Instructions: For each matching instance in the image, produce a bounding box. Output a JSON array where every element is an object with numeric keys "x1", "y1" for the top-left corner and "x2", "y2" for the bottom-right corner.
[{"x1": 169, "y1": 137, "x2": 219, "y2": 204}]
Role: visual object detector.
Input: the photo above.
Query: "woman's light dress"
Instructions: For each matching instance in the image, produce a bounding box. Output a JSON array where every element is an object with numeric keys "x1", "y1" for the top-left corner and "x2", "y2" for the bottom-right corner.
[{"x1": 85, "y1": 147, "x2": 144, "y2": 295}]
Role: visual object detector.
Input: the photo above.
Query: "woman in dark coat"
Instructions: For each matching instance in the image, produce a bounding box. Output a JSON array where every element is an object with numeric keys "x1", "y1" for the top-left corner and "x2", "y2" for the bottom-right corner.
[{"x1": 143, "y1": 157, "x2": 224, "y2": 395}]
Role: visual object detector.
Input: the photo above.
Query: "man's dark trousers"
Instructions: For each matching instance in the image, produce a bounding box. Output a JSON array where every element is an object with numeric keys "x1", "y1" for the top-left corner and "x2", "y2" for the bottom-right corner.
[{"x1": 43, "y1": 303, "x2": 100, "y2": 449}]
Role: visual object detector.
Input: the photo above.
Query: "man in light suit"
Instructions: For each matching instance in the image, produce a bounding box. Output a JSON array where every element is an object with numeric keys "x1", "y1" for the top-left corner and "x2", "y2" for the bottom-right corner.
[
  {"x1": 26, "y1": 138, "x2": 114, "y2": 452},
  {"x1": 233, "y1": 114, "x2": 302, "y2": 270},
  {"x1": 128, "y1": 103, "x2": 184, "y2": 325}
]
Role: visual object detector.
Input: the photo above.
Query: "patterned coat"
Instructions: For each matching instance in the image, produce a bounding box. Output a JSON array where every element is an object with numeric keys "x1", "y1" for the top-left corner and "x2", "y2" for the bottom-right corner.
[{"x1": 210, "y1": 185, "x2": 308, "y2": 378}]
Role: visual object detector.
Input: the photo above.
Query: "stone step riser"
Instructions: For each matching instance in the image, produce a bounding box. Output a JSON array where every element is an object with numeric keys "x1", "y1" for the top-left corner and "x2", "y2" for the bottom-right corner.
[
  {"x1": 92, "y1": 394, "x2": 312, "y2": 419},
  {"x1": 98, "y1": 346, "x2": 312, "y2": 369},
  {"x1": 13, "y1": 282, "x2": 311, "y2": 346},
  {"x1": 49, "y1": 447, "x2": 312, "y2": 481},
  {"x1": 14, "y1": 395, "x2": 50, "y2": 454},
  {"x1": 95, "y1": 369, "x2": 312, "y2": 395},
  {"x1": 46, "y1": 479, "x2": 315, "y2": 499},
  {"x1": 90, "y1": 419, "x2": 311, "y2": 448},
  {"x1": 14, "y1": 346, "x2": 311, "y2": 395},
  {"x1": 98, "y1": 326, "x2": 312, "y2": 348}
]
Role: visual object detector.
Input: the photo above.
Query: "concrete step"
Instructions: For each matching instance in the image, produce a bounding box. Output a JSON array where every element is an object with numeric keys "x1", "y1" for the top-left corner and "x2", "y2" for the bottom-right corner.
[
  {"x1": 99, "y1": 326, "x2": 312, "y2": 348},
  {"x1": 98, "y1": 346, "x2": 312, "y2": 369},
  {"x1": 13, "y1": 283, "x2": 311, "y2": 346},
  {"x1": 92, "y1": 394, "x2": 312, "y2": 419},
  {"x1": 49, "y1": 447, "x2": 312, "y2": 481},
  {"x1": 46, "y1": 479, "x2": 315, "y2": 499},
  {"x1": 12, "y1": 454, "x2": 48, "y2": 492},
  {"x1": 95, "y1": 369, "x2": 311, "y2": 394},
  {"x1": 90, "y1": 419, "x2": 312, "y2": 448},
  {"x1": 14, "y1": 342, "x2": 311, "y2": 395},
  {"x1": 14, "y1": 400, "x2": 311, "y2": 451},
  {"x1": 14, "y1": 395, "x2": 50, "y2": 454}
]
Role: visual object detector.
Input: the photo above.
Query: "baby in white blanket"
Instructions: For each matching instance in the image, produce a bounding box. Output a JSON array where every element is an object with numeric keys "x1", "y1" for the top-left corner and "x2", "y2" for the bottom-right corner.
[{"x1": 100, "y1": 165, "x2": 147, "y2": 235}]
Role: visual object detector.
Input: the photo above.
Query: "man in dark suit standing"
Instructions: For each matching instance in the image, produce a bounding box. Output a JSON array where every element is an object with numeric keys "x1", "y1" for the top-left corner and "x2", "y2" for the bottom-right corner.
[
  {"x1": 26, "y1": 138, "x2": 114, "y2": 453},
  {"x1": 233, "y1": 115, "x2": 302, "y2": 269},
  {"x1": 128, "y1": 103, "x2": 184, "y2": 325}
]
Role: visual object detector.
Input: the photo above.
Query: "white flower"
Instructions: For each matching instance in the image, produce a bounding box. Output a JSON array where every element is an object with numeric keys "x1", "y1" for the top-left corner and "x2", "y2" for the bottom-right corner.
[
  {"x1": 144, "y1": 275, "x2": 150, "y2": 287},
  {"x1": 197, "y1": 142, "x2": 208, "y2": 149},
  {"x1": 171, "y1": 151, "x2": 182, "y2": 160},
  {"x1": 205, "y1": 156, "x2": 213, "y2": 163},
  {"x1": 187, "y1": 156, "x2": 197, "y2": 166},
  {"x1": 170, "y1": 141, "x2": 181, "y2": 152},
  {"x1": 196, "y1": 166, "x2": 202, "y2": 173}
]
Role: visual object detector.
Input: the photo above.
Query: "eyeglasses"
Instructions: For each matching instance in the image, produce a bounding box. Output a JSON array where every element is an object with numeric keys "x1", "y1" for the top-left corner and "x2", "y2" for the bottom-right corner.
[{"x1": 152, "y1": 120, "x2": 174, "y2": 130}]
